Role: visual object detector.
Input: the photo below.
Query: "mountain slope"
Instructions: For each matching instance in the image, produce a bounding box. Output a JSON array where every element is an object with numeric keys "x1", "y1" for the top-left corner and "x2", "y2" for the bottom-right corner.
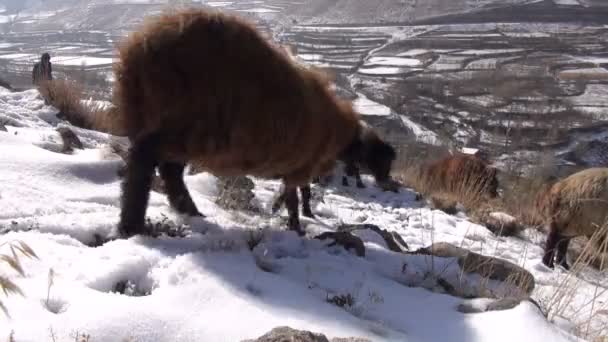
[{"x1": 0, "y1": 85, "x2": 600, "y2": 342}]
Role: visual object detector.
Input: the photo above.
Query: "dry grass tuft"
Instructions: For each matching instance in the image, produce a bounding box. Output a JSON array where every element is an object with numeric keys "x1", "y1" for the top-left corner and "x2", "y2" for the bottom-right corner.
[
  {"x1": 38, "y1": 79, "x2": 110, "y2": 131},
  {"x1": 540, "y1": 221, "x2": 608, "y2": 340},
  {"x1": 0, "y1": 240, "x2": 38, "y2": 317}
]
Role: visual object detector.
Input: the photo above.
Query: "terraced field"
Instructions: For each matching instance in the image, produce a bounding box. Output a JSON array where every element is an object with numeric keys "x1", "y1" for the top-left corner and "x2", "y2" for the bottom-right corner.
[
  {"x1": 1, "y1": 0, "x2": 608, "y2": 171},
  {"x1": 278, "y1": 20, "x2": 608, "y2": 170}
]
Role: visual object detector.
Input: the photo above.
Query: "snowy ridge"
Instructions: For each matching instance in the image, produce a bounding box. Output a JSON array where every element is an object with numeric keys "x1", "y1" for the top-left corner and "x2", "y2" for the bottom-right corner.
[{"x1": 0, "y1": 89, "x2": 599, "y2": 341}]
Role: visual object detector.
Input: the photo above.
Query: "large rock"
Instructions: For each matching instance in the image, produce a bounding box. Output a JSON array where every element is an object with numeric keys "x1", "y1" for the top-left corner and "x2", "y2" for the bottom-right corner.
[
  {"x1": 56, "y1": 126, "x2": 84, "y2": 153},
  {"x1": 215, "y1": 175, "x2": 260, "y2": 213},
  {"x1": 315, "y1": 231, "x2": 366, "y2": 257},
  {"x1": 338, "y1": 223, "x2": 409, "y2": 253},
  {"x1": 242, "y1": 327, "x2": 371, "y2": 342},
  {"x1": 480, "y1": 211, "x2": 523, "y2": 237},
  {"x1": 414, "y1": 242, "x2": 535, "y2": 297}
]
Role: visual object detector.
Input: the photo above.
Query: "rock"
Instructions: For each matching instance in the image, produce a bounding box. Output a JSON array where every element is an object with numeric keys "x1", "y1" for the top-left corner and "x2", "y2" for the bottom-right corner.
[
  {"x1": 482, "y1": 211, "x2": 523, "y2": 237},
  {"x1": 338, "y1": 223, "x2": 409, "y2": 253},
  {"x1": 414, "y1": 242, "x2": 535, "y2": 297},
  {"x1": 215, "y1": 175, "x2": 260, "y2": 213},
  {"x1": 242, "y1": 327, "x2": 371, "y2": 342},
  {"x1": 56, "y1": 126, "x2": 83, "y2": 153},
  {"x1": 315, "y1": 231, "x2": 365, "y2": 257},
  {"x1": 457, "y1": 297, "x2": 524, "y2": 314},
  {"x1": 428, "y1": 195, "x2": 460, "y2": 215},
  {"x1": 242, "y1": 327, "x2": 328, "y2": 342}
]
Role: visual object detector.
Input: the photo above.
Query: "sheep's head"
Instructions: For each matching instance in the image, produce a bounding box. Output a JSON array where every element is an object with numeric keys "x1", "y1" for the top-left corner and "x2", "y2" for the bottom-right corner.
[
  {"x1": 339, "y1": 121, "x2": 398, "y2": 191},
  {"x1": 363, "y1": 137, "x2": 397, "y2": 188}
]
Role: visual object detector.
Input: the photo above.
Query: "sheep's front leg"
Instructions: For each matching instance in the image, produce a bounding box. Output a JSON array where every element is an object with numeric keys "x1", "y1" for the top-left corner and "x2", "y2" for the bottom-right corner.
[
  {"x1": 300, "y1": 185, "x2": 315, "y2": 218},
  {"x1": 542, "y1": 221, "x2": 560, "y2": 269},
  {"x1": 284, "y1": 186, "x2": 304, "y2": 236},
  {"x1": 118, "y1": 135, "x2": 160, "y2": 237},
  {"x1": 159, "y1": 162, "x2": 203, "y2": 217},
  {"x1": 556, "y1": 237, "x2": 571, "y2": 270}
]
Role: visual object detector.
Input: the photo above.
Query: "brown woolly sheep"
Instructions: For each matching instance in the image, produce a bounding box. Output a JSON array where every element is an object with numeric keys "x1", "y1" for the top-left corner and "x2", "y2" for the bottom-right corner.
[
  {"x1": 111, "y1": 8, "x2": 382, "y2": 237},
  {"x1": 424, "y1": 154, "x2": 499, "y2": 199},
  {"x1": 538, "y1": 168, "x2": 608, "y2": 270},
  {"x1": 271, "y1": 121, "x2": 398, "y2": 218}
]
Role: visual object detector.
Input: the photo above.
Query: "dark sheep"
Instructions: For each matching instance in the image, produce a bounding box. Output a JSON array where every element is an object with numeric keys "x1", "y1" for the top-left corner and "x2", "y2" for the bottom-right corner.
[{"x1": 111, "y1": 8, "x2": 378, "y2": 237}]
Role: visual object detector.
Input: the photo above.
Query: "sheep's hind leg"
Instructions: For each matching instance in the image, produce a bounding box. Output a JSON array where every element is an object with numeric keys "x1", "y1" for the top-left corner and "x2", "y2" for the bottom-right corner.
[
  {"x1": 159, "y1": 162, "x2": 203, "y2": 217},
  {"x1": 556, "y1": 237, "x2": 571, "y2": 270},
  {"x1": 300, "y1": 184, "x2": 315, "y2": 218},
  {"x1": 353, "y1": 167, "x2": 365, "y2": 189},
  {"x1": 271, "y1": 187, "x2": 286, "y2": 214},
  {"x1": 284, "y1": 187, "x2": 304, "y2": 236},
  {"x1": 118, "y1": 135, "x2": 160, "y2": 238},
  {"x1": 542, "y1": 222, "x2": 560, "y2": 269},
  {"x1": 300, "y1": 185, "x2": 315, "y2": 218}
]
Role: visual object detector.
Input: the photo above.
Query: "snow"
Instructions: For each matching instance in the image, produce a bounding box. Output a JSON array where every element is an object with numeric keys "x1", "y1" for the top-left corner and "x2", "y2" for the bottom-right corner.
[
  {"x1": 398, "y1": 115, "x2": 441, "y2": 145},
  {"x1": 237, "y1": 8, "x2": 280, "y2": 13},
  {"x1": 0, "y1": 53, "x2": 35, "y2": 60},
  {"x1": 396, "y1": 50, "x2": 430, "y2": 57},
  {"x1": 364, "y1": 56, "x2": 422, "y2": 67},
  {"x1": 553, "y1": 0, "x2": 581, "y2": 5},
  {"x1": 0, "y1": 88, "x2": 604, "y2": 341},
  {"x1": 578, "y1": 57, "x2": 608, "y2": 65},
  {"x1": 50, "y1": 56, "x2": 114, "y2": 67},
  {"x1": 358, "y1": 67, "x2": 410, "y2": 75},
  {"x1": 453, "y1": 49, "x2": 526, "y2": 56},
  {"x1": 353, "y1": 93, "x2": 392, "y2": 116},
  {"x1": 568, "y1": 84, "x2": 608, "y2": 107},
  {"x1": 461, "y1": 147, "x2": 480, "y2": 155}
]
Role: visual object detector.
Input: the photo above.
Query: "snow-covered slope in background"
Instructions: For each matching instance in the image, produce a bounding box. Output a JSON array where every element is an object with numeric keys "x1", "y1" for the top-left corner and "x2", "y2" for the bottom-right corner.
[{"x1": 0, "y1": 86, "x2": 601, "y2": 341}]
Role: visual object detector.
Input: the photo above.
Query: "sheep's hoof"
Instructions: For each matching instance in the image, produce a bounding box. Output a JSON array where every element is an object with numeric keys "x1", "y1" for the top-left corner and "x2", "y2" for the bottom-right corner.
[
  {"x1": 356, "y1": 182, "x2": 366, "y2": 189},
  {"x1": 541, "y1": 256, "x2": 554, "y2": 269},
  {"x1": 303, "y1": 210, "x2": 315, "y2": 219},
  {"x1": 558, "y1": 261, "x2": 570, "y2": 271},
  {"x1": 288, "y1": 220, "x2": 305, "y2": 236},
  {"x1": 118, "y1": 225, "x2": 148, "y2": 238},
  {"x1": 190, "y1": 210, "x2": 205, "y2": 218}
]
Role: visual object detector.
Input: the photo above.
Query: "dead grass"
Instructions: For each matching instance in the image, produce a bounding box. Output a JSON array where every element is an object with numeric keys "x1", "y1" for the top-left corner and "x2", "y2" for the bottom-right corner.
[
  {"x1": 38, "y1": 79, "x2": 110, "y2": 131},
  {"x1": 0, "y1": 240, "x2": 38, "y2": 318},
  {"x1": 541, "y1": 221, "x2": 608, "y2": 341},
  {"x1": 392, "y1": 143, "x2": 557, "y2": 238}
]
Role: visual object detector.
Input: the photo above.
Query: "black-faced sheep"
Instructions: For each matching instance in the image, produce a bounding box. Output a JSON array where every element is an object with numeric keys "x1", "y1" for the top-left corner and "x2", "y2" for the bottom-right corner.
[
  {"x1": 538, "y1": 168, "x2": 608, "y2": 270},
  {"x1": 112, "y1": 8, "x2": 377, "y2": 237},
  {"x1": 271, "y1": 121, "x2": 397, "y2": 218}
]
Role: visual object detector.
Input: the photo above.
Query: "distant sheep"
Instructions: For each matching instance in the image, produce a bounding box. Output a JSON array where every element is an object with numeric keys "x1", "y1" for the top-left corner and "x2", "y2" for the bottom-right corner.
[
  {"x1": 425, "y1": 154, "x2": 499, "y2": 199},
  {"x1": 112, "y1": 9, "x2": 380, "y2": 237},
  {"x1": 271, "y1": 121, "x2": 397, "y2": 218},
  {"x1": 538, "y1": 168, "x2": 608, "y2": 270}
]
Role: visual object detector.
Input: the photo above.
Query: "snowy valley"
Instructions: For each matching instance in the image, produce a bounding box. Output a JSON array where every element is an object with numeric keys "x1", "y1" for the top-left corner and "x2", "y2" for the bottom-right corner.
[{"x1": 1, "y1": 0, "x2": 608, "y2": 341}]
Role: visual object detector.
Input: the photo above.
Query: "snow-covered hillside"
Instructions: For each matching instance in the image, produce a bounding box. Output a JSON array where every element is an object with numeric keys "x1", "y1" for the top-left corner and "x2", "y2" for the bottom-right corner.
[{"x1": 1, "y1": 86, "x2": 607, "y2": 341}]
